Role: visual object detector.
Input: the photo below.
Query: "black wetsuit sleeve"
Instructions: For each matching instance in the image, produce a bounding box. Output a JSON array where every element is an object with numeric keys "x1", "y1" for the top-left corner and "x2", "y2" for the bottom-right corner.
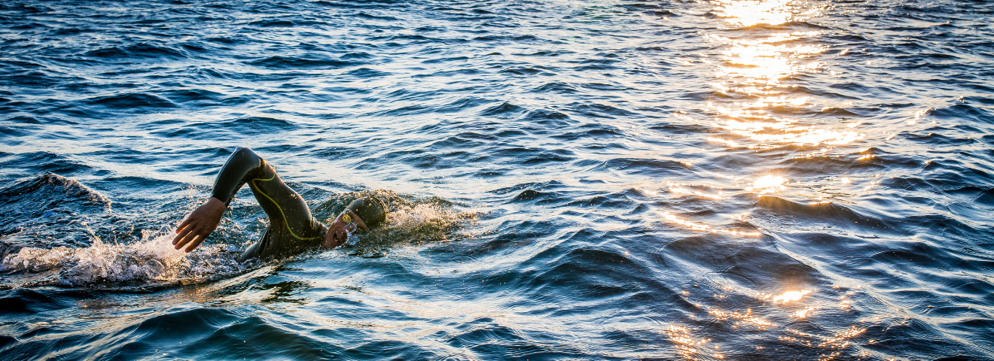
[
  {"x1": 211, "y1": 148, "x2": 327, "y2": 262},
  {"x1": 211, "y1": 148, "x2": 266, "y2": 206}
]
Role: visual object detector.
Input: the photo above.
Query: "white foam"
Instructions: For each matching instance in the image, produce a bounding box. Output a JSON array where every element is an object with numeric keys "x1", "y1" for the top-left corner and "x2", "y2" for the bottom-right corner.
[
  {"x1": 357, "y1": 202, "x2": 476, "y2": 248},
  {"x1": 1, "y1": 229, "x2": 247, "y2": 287},
  {"x1": 388, "y1": 203, "x2": 454, "y2": 230}
]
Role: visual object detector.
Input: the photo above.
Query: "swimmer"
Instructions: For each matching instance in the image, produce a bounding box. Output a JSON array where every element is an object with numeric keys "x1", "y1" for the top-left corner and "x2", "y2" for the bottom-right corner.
[{"x1": 172, "y1": 148, "x2": 386, "y2": 262}]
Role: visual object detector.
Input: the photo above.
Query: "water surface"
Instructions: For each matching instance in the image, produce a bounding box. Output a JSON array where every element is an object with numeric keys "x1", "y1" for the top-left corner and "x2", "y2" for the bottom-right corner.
[{"x1": 2, "y1": 0, "x2": 993, "y2": 359}]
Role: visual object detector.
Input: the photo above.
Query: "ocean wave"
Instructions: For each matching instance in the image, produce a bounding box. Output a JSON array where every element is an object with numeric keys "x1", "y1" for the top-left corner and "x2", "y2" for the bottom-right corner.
[
  {"x1": 480, "y1": 101, "x2": 525, "y2": 117},
  {"x1": 2, "y1": 0, "x2": 993, "y2": 358},
  {"x1": 247, "y1": 55, "x2": 358, "y2": 69},
  {"x1": 87, "y1": 93, "x2": 177, "y2": 109},
  {"x1": 754, "y1": 196, "x2": 899, "y2": 234},
  {"x1": 83, "y1": 43, "x2": 188, "y2": 60},
  {"x1": 0, "y1": 174, "x2": 110, "y2": 242}
]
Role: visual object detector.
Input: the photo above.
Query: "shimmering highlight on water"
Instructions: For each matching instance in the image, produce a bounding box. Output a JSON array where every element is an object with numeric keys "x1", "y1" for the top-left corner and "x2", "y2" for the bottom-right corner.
[{"x1": 2, "y1": 0, "x2": 993, "y2": 359}]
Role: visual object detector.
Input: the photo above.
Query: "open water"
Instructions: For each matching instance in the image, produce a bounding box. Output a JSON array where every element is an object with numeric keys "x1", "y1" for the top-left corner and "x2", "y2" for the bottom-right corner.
[{"x1": 2, "y1": 0, "x2": 993, "y2": 359}]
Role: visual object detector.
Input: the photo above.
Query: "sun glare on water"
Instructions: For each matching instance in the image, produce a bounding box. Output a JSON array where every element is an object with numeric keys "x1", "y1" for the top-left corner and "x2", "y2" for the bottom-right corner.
[
  {"x1": 714, "y1": 0, "x2": 794, "y2": 27},
  {"x1": 704, "y1": 0, "x2": 863, "y2": 150},
  {"x1": 748, "y1": 174, "x2": 786, "y2": 194},
  {"x1": 773, "y1": 289, "x2": 812, "y2": 304}
]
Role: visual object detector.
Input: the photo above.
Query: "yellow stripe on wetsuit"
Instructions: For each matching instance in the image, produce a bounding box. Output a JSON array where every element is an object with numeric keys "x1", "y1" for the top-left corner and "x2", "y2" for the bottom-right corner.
[{"x1": 251, "y1": 173, "x2": 321, "y2": 241}]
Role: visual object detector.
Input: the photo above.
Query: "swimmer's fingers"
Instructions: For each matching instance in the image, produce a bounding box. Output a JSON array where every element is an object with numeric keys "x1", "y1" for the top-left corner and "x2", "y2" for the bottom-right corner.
[
  {"x1": 173, "y1": 216, "x2": 198, "y2": 239},
  {"x1": 174, "y1": 220, "x2": 215, "y2": 252},
  {"x1": 172, "y1": 225, "x2": 198, "y2": 250},
  {"x1": 172, "y1": 228, "x2": 189, "y2": 248},
  {"x1": 173, "y1": 227, "x2": 194, "y2": 249},
  {"x1": 173, "y1": 217, "x2": 206, "y2": 247},
  {"x1": 172, "y1": 213, "x2": 195, "y2": 246},
  {"x1": 184, "y1": 234, "x2": 207, "y2": 253},
  {"x1": 173, "y1": 197, "x2": 225, "y2": 251},
  {"x1": 175, "y1": 216, "x2": 195, "y2": 235}
]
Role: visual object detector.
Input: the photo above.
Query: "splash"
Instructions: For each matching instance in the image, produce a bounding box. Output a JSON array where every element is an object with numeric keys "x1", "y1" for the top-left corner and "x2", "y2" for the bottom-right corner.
[
  {"x1": 1, "y1": 229, "x2": 247, "y2": 288},
  {"x1": 363, "y1": 201, "x2": 476, "y2": 248},
  {"x1": 384, "y1": 203, "x2": 462, "y2": 234},
  {"x1": 319, "y1": 190, "x2": 476, "y2": 253}
]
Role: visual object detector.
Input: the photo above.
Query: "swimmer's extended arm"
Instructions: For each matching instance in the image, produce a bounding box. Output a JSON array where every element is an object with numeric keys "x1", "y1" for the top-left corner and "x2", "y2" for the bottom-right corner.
[{"x1": 173, "y1": 148, "x2": 265, "y2": 252}]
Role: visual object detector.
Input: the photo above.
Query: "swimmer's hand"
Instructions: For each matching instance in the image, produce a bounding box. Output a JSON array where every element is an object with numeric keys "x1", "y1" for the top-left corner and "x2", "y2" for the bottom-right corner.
[{"x1": 173, "y1": 197, "x2": 226, "y2": 253}]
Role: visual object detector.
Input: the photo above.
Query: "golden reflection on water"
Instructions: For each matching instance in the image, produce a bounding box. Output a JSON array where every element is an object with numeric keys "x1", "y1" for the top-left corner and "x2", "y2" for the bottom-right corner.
[
  {"x1": 772, "y1": 289, "x2": 811, "y2": 303},
  {"x1": 667, "y1": 181, "x2": 724, "y2": 200},
  {"x1": 704, "y1": 1, "x2": 864, "y2": 150},
  {"x1": 659, "y1": 211, "x2": 762, "y2": 237},
  {"x1": 666, "y1": 0, "x2": 865, "y2": 243},
  {"x1": 666, "y1": 325, "x2": 722, "y2": 360},
  {"x1": 714, "y1": 0, "x2": 794, "y2": 27},
  {"x1": 657, "y1": 2, "x2": 872, "y2": 358},
  {"x1": 748, "y1": 174, "x2": 786, "y2": 194},
  {"x1": 688, "y1": 284, "x2": 868, "y2": 356},
  {"x1": 716, "y1": 40, "x2": 824, "y2": 88},
  {"x1": 708, "y1": 306, "x2": 777, "y2": 329},
  {"x1": 793, "y1": 306, "x2": 815, "y2": 318}
]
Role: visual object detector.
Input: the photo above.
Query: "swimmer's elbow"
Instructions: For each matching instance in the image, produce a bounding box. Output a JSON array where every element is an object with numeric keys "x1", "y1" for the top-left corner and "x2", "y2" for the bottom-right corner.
[
  {"x1": 211, "y1": 147, "x2": 267, "y2": 203},
  {"x1": 231, "y1": 147, "x2": 261, "y2": 163},
  {"x1": 227, "y1": 147, "x2": 266, "y2": 172}
]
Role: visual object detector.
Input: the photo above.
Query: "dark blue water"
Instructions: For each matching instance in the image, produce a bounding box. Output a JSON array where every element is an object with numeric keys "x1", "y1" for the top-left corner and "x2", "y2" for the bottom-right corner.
[{"x1": 2, "y1": 0, "x2": 993, "y2": 359}]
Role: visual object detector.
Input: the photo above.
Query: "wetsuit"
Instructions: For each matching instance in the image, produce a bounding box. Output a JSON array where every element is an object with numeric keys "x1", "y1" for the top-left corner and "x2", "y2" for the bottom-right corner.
[{"x1": 211, "y1": 148, "x2": 327, "y2": 262}]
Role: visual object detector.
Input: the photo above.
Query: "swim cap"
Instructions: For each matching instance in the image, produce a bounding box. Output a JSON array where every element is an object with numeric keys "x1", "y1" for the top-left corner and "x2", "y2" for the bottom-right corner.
[{"x1": 345, "y1": 196, "x2": 386, "y2": 228}]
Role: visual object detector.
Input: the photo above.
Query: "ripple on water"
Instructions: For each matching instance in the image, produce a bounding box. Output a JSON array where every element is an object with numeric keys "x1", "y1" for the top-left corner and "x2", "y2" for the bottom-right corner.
[
  {"x1": 86, "y1": 93, "x2": 178, "y2": 109},
  {"x1": 83, "y1": 43, "x2": 189, "y2": 60},
  {"x1": 1, "y1": 0, "x2": 994, "y2": 359}
]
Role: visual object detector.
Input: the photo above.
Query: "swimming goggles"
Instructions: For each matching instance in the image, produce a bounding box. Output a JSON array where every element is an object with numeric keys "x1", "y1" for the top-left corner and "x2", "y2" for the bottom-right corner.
[{"x1": 341, "y1": 212, "x2": 358, "y2": 242}]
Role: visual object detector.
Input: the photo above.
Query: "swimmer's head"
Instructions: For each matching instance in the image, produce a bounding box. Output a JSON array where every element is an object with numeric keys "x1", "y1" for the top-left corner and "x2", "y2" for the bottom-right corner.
[
  {"x1": 323, "y1": 196, "x2": 387, "y2": 249},
  {"x1": 345, "y1": 196, "x2": 386, "y2": 228}
]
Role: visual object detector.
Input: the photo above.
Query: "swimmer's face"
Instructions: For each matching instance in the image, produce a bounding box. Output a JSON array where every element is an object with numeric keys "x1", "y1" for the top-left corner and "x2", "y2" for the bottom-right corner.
[{"x1": 323, "y1": 210, "x2": 368, "y2": 249}]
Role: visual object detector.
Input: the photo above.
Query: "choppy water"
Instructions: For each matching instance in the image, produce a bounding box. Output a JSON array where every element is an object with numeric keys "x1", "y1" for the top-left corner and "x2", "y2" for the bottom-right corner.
[{"x1": 2, "y1": 0, "x2": 993, "y2": 359}]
